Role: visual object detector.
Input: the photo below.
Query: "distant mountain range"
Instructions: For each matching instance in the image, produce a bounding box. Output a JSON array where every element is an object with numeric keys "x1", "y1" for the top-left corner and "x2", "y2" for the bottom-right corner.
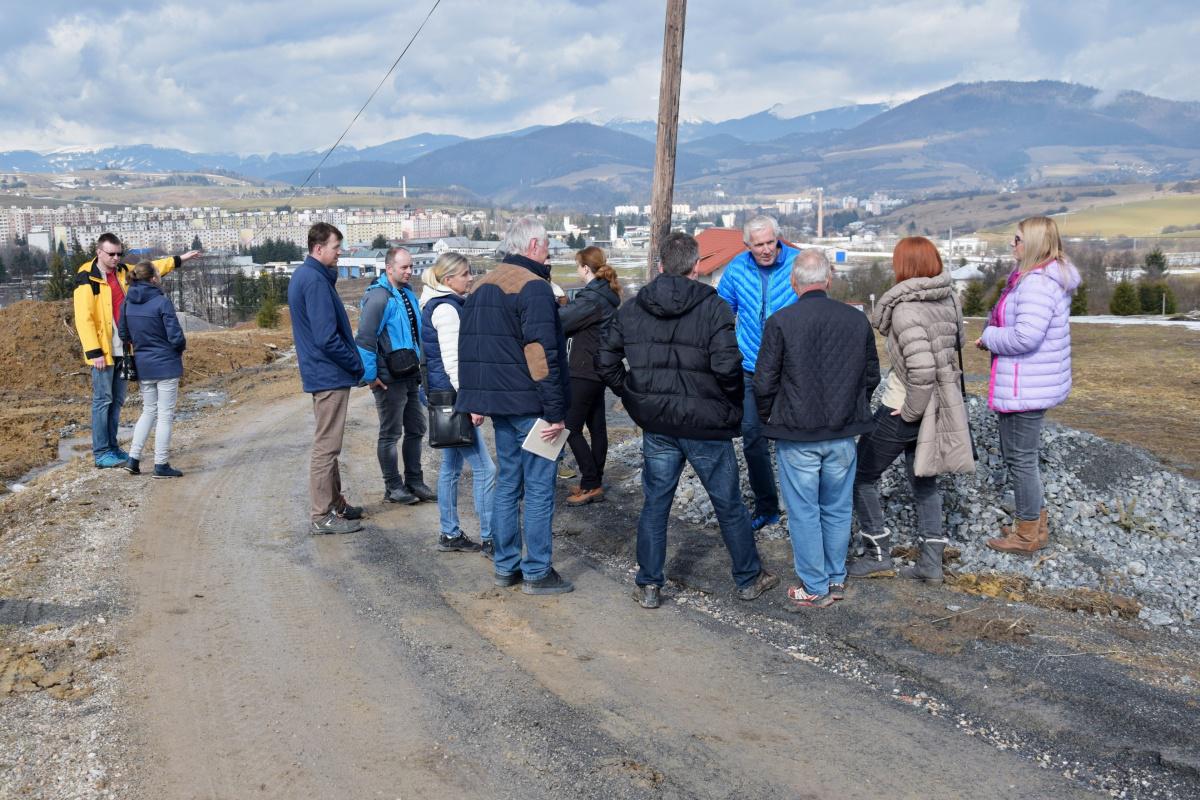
[{"x1": 6, "y1": 81, "x2": 1200, "y2": 208}]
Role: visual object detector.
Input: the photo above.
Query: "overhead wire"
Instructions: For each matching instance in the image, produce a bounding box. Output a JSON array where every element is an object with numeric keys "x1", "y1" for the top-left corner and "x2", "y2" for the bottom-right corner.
[{"x1": 254, "y1": 0, "x2": 443, "y2": 242}]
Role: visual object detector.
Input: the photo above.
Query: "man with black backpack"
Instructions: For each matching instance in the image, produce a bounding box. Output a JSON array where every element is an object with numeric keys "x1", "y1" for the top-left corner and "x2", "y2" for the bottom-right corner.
[{"x1": 355, "y1": 246, "x2": 436, "y2": 507}]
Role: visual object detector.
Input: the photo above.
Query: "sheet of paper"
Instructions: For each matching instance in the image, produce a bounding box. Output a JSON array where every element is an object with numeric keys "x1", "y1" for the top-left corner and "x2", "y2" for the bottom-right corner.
[{"x1": 521, "y1": 418, "x2": 569, "y2": 461}]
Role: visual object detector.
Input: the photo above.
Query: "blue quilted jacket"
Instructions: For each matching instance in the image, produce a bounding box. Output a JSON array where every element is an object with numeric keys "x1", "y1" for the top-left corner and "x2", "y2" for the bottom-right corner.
[{"x1": 716, "y1": 243, "x2": 800, "y2": 372}]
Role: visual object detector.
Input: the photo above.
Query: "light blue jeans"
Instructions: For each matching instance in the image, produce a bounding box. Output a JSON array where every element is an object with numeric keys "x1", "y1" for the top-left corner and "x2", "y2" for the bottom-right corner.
[
  {"x1": 437, "y1": 426, "x2": 496, "y2": 541},
  {"x1": 90, "y1": 363, "x2": 128, "y2": 458},
  {"x1": 490, "y1": 415, "x2": 557, "y2": 582},
  {"x1": 776, "y1": 437, "x2": 858, "y2": 596},
  {"x1": 130, "y1": 377, "x2": 179, "y2": 465}
]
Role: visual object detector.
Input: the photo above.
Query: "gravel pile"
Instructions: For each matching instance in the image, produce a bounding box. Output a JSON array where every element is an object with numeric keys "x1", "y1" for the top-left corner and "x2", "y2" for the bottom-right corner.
[{"x1": 609, "y1": 396, "x2": 1200, "y2": 634}]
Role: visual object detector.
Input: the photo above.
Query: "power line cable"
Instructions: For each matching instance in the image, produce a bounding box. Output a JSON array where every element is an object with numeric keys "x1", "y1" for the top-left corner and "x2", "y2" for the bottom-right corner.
[
  {"x1": 295, "y1": 0, "x2": 443, "y2": 193},
  {"x1": 253, "y1": 0, "x2": 442, "y2": 245}
]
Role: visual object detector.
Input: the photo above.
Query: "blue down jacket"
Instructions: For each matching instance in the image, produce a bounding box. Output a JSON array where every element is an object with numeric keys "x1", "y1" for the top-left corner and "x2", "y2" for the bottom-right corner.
[{"x1": 117, "y1": 281, "x2": 185, "y2": 381}]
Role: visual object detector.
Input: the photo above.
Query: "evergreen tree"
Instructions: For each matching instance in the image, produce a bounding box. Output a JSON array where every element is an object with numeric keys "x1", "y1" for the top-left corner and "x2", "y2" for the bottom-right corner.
[
  {"x1": 1070, "y1": 283, "x2": 1089, "y2": 316},
  {"x1": 43, "y1": 251, "x2": 73, "y2": 301},
  {"x1": 982, "y1": 278, "x2": 1006, "y2": 315},
  {"x1": 1143, "y1": 247, "x2": 1168, "y2": 279},
  {"x1": 191, "y1": 234, "x2": 203, "y2": 251},
  {"x1": 371, "y1": 234, "x2": 388, "y2": 249},
  {"x1": 617, "y1": 219, "x2": 626, "y2": 237},
  {"x1": 1139, "y1": 281, "x2": 1176, "y2": 314},
  {"x1": 961, "y1": 280, "x2": 986, "y2": 316},
  {"x1": 472, "y1": 226, "x2": 483, "y2": 241},
  {"x1": 1109, "y1": 280, "x2": 1139, "y2": 315},
  {"x1": 256, "y1": 294, "x2": 280, "y2": 328}
]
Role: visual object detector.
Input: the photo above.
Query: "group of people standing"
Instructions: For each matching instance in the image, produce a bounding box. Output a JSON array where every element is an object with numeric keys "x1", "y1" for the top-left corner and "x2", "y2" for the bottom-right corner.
[{"x1": 75, "y1": 209, "x2": 1078, "y2": 613}]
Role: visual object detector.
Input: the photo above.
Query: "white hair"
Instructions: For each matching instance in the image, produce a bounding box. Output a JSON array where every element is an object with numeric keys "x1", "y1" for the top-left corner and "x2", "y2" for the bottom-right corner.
[
  {"x1": 792, "y1": 249, "x2": 831, "y2": 286},
  {"x1": 743, "y1": 214, "x2": 780, "y2": 244},
  {"x1": 501, "y1": 216, "x2": 548, "y2": 257}
]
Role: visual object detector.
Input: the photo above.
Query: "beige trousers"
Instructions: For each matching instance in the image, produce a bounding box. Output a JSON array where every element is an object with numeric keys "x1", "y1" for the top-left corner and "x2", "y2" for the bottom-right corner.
[{"x1": 310, "y1": 388, "x2": 350, "y2": 521}]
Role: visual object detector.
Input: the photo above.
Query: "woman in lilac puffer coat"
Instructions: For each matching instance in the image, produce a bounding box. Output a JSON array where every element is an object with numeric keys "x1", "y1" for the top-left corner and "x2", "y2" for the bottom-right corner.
[{"x1": 976, "y1": 216, "x2": 1080, "y2": 555}]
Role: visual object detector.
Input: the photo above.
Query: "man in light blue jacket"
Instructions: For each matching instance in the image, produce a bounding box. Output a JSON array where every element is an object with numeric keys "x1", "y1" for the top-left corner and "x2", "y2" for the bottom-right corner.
[
  {"x1": 355, "y1": 247, "x2": 435, "y2": 506},
  {"x1": 716, "y1": 215, "x2": 800, "y2": 530}
]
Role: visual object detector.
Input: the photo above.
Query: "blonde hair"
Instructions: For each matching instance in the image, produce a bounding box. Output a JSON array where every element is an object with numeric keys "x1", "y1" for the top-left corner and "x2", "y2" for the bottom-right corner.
[
  {"x1": 431, "y1": 252, "x2": 470, "y2": 284},
  {"x1": 1016, "y1": 216, "x2": 1068, "y2": 273},
  {"x1": 575, "y1": 245, "x2": 621, "y2": 297}
]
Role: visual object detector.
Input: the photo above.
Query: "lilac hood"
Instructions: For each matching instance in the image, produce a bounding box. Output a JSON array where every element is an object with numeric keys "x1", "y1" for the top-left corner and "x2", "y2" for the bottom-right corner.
[{"x1": 981, "y1": 259, "x2": 1081, "y2": 413}]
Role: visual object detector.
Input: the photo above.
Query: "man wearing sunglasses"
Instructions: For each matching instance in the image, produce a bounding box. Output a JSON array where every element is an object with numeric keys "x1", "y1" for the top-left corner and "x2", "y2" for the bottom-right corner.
[{"x1": 73, "y1": 232, "x2": 200, "y2": 468}]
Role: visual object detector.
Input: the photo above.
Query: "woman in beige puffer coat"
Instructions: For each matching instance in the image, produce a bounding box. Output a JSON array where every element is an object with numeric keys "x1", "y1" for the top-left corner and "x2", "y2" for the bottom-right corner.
[{"x1": 848, "y1": 237, "x2": 974, "y2": 584}]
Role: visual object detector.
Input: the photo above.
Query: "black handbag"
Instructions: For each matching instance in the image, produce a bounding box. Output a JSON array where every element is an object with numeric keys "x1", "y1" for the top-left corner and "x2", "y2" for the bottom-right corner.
[
  {"x1": 426, "y1": 388, "x2": 474, "y2": 449},
  {"x1": 116, "y1": 353, "x2": 138, "y2": 382},
  {"x1": 116, "y1": 298, "x2": 138, "y2": 382}
]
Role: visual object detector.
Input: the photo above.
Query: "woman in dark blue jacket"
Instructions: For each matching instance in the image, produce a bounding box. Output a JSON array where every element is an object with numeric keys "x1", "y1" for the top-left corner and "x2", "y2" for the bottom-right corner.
[{"x1": 117, "y1": 261, "x2": 186, "y2": 478}]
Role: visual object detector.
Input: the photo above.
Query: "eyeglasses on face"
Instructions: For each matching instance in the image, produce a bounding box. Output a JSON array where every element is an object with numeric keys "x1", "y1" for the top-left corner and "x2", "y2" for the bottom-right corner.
[{"x1": 102, "y1": 249, "x2": 125, "y2": 257}]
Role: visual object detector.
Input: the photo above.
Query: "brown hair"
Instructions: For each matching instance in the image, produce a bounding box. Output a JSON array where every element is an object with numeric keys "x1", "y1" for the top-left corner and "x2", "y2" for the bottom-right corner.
[
  {"x1": 576, "y1": 246, "x2": 621, "y2": 296},
  {"x1": 891, "y1": 236, "x2": 944, "y2": 281},
  {"x1": 130, "y1": 261, "x2": 159, "y2": 282},
  {"x1": 1015, "y1": 216, "x2": 1068, "y2": 273},
  {"x1": 307, "y1": 221, "x2": 342, "y2": 252}
]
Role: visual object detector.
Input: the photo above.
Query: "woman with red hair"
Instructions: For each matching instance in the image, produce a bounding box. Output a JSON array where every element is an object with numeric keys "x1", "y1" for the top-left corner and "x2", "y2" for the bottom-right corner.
[{"x1": 847, "y1": 236, "x2": 973, "y2": 586}]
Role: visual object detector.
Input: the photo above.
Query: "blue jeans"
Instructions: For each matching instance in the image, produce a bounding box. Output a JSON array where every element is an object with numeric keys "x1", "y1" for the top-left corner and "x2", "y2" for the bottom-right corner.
[
  {"x1": 997, "y1": 410, "x2": 1046, "y2": 521},
  {"x1": 741, "y1": 372, "x2": 779, "y2": 517},
  {"x1": 491, "y1": 415, "x2": 558, "y2": 581},
  {"x1": 636, "y1": 432, "x2": 763, "y2": 591},
  {"x1": 437, "y1": 426, "x2": 496, "y2": 541},
  {"x1": 90, "y1": 363, "x2": 128, "y2": 458},
  {"x1": 776, "y1": 437, "x2": 857, "y2": 596}
]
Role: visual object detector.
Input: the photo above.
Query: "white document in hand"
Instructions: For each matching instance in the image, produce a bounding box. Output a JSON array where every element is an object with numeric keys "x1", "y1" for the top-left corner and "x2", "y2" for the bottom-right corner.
[{"x1": 521, "y1": 418, "x2": 569, "y2": 461}]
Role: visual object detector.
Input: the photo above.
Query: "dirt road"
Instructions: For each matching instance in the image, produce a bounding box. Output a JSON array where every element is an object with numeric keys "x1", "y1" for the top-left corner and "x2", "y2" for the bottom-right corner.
[{"x1": 120, "y1": 389, "x2": 1091, "y2": 800}]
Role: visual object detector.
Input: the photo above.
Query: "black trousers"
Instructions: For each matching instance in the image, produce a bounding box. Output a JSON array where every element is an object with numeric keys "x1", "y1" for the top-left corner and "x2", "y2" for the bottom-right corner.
[{"x1": 565, "y1": 377, "x2": 608, "y2": 490}]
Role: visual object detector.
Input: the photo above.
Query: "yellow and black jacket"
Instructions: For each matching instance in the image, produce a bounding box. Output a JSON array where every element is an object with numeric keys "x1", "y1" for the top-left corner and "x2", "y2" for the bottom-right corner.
[{"x1": 73, "y1": 255, "x2": 178, "y2": 365}]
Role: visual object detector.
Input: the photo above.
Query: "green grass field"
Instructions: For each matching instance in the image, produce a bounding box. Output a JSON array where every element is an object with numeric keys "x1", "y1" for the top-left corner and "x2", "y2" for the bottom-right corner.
[{"x1": 1054, "y1": 195, "x2": 1200, "y2": 238}]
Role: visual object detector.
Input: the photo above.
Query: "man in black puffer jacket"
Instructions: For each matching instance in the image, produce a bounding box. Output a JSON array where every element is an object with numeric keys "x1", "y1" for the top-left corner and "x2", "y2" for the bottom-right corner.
[
  {"x1": 753, "y1": 249, "x2": 880, "y2": 609},
  {"x1": 597, "y1": 232, "x2": 779, "y2": 609}
]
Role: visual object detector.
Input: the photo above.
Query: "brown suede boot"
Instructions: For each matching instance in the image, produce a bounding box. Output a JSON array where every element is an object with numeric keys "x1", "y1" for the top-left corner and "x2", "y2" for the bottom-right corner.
[
  {"x1": 986, "y1": 517, "x2": 1044, "y2": 555},
  {"x1": 998, "y1": 508, "x2": 1049, "y2": 547}
]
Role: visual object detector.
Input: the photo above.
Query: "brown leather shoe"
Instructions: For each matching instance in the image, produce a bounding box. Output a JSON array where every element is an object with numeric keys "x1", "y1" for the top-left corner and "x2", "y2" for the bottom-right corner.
[
  {"x1": 986, "y1": 517, "x2": 1044, "y2": 555},
  {"x1": 993, "y1": 510, "x2": 1051, "y2": 546},
  {"x1": 566, "y1": 486, "x2": 605, "y2": 506}
]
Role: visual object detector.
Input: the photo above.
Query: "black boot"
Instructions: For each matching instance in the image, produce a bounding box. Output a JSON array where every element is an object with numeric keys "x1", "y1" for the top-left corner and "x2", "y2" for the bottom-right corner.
[
  {"x1": 847, "y1": 531, "x2": 894, "y2": 578},
  {"x1": 899, "y1": 537, "x2": 947, "y2": 583}
]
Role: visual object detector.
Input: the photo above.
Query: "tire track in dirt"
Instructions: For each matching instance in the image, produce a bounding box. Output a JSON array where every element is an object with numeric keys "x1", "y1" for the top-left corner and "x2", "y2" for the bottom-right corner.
[{"x1": 121, "y1": 388, "x2": 1093, "y2": 799}]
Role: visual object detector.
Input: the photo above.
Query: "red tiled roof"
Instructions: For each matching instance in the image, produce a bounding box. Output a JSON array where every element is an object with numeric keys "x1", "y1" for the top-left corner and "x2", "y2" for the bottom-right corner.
[{"x1": 695, "y1": 228, "x2": 795, "y2": 276}]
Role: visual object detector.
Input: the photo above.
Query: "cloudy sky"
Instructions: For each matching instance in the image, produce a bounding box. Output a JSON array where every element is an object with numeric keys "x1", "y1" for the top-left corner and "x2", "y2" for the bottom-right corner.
[{"x1": 2, "y1": 0, "x2": 1199, "y2": 155}]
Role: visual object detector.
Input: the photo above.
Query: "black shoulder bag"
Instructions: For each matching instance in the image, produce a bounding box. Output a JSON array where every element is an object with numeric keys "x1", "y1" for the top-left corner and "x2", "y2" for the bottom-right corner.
[
  {"x1": 385, "y1": 290, "x2": 422, "y2": 378},
  {"x1": 954, "y1": 304, "x2": 979, "y2": 462},
  {"x1": 421, "y1": 304, "x2": 474, "y2": 449}
]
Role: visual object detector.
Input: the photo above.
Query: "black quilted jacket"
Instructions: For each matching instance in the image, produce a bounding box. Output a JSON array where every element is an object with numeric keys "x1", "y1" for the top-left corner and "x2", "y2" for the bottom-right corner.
[
  {"x1": 596, "y1": 274, "x2": 743, "y2": 440},
  {"x1": 753, "y1": 290, "x2": 880, "y2": 442}
]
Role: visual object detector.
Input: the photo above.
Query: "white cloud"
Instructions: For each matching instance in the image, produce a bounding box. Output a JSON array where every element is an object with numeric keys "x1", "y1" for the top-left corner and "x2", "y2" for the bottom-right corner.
[{"x1": 0, "y1": 0, "x2": 1198, "y2": 155}]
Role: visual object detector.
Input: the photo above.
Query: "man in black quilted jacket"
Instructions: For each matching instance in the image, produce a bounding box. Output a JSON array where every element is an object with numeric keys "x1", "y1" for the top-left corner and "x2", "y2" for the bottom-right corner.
[
  {"x1": 753, "y1": 249, "x2": 880, "y2": 609},
  {"x1": 597, "y1": 232, "x2": 779, "y2": 609}
]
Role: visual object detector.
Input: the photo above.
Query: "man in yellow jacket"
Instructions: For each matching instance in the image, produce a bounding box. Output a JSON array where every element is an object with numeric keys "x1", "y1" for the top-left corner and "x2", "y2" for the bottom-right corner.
[{"x1": 74, "y1": 232, "x2": 200, "y2": 468}]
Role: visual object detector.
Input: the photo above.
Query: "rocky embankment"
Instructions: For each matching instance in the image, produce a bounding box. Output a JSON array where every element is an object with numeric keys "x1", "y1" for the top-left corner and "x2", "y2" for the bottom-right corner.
[{"x1": 610, "y1": 396, "x2": 1200, "y2": 633}]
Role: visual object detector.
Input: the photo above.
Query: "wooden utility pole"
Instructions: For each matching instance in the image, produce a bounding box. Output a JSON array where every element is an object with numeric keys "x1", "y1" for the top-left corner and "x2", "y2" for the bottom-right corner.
[{"x1": 647, "y1": 0, "x2": 687, "y2": 282}]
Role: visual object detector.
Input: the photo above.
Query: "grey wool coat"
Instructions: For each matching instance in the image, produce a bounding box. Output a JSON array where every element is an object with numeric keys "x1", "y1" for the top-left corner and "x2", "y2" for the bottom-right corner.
[{"x1": 872, "y1": 272, "x2": 976, "y2": 476}]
